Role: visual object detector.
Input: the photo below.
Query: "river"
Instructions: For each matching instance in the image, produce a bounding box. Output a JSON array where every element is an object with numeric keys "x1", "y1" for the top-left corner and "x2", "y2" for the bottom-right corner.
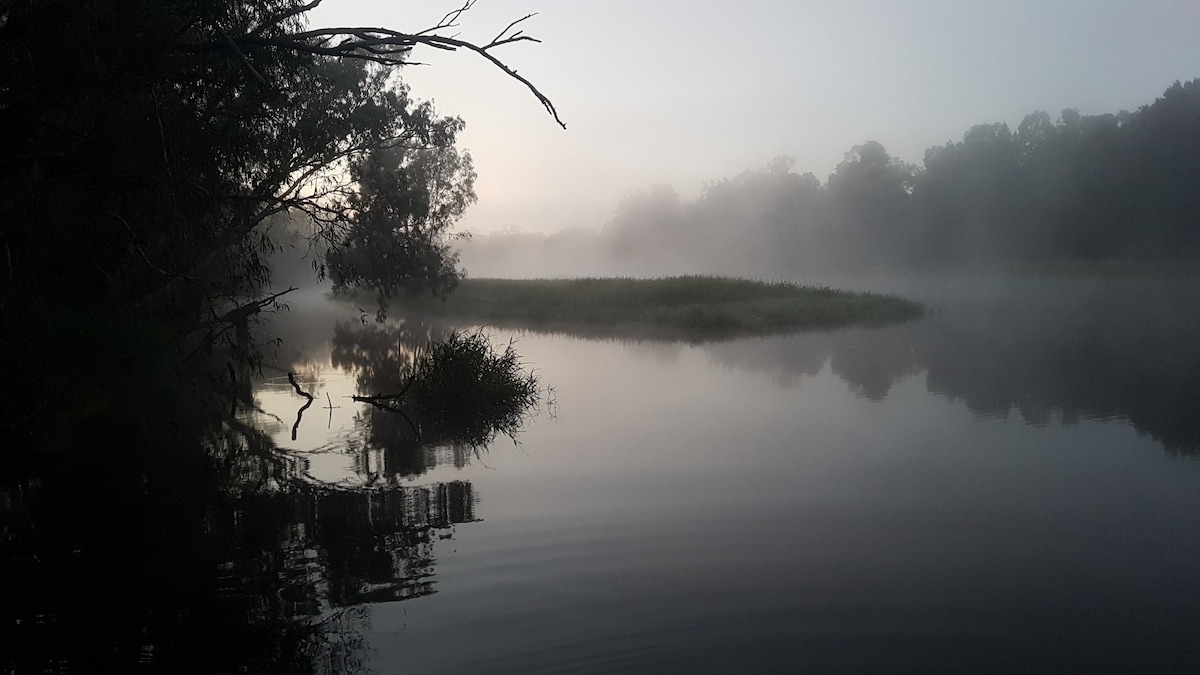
[{"x1": 4, "y1": 275, "x2": 1200, "y2": 673}]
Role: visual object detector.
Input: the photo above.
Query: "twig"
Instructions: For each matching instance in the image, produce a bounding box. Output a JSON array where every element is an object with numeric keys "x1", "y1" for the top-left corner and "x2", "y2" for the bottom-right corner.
[
  {"x1": 288, "y1": 372, "x2": 315, "y2": 441},
  {"x1": 351, "y1": 393, "x2": 420, "y2": 439},
  {"x1": 178, "y1": 7, "x2": 568, "y2": 128}
]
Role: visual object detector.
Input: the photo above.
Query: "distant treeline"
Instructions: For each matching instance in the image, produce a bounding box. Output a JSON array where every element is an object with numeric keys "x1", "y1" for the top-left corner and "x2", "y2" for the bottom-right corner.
[{"x1": 460, "y1": 79, "x2": 1200, "y2": 276}]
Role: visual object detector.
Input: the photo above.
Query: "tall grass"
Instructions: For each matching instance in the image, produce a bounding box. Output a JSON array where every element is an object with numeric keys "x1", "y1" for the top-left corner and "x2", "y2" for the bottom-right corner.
[
  {"x1": 387, "y1": 276, "x2": 923, "y2": 339},
  {"x1": 354, "y1": 329, "x2": 541, "y2": 448},
  {"x1": 407, "y1": 330, "x2": 540, "y2": 446}
]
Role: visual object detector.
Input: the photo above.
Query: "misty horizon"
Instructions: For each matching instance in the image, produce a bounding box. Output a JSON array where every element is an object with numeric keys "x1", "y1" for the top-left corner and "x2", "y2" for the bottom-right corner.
[
  {"x1": 315, "y1": 0, "x2": 1200, "y2": 237},
  {"x1": 450, "y1": 77, "x2": 1200, "y2": 280}
]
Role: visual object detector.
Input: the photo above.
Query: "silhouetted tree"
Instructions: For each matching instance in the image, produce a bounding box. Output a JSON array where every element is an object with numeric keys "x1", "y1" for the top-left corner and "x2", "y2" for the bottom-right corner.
[{"x1": 0, "y1": 0, "x2": 560, "y2": 444}]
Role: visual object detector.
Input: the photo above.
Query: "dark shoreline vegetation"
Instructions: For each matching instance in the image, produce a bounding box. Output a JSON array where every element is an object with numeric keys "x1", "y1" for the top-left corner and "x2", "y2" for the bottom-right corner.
[
  {"x1": 0, "y1": 1, "x2": 563, "y2": 452},
  {"x1": 364, "y1": 277, "x2": 924, "y2": 340}
]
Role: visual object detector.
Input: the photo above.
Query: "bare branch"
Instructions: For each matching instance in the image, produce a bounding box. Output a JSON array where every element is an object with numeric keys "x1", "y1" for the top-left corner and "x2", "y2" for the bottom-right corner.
[
  {"x1": 488, "y1": 14, "x2": 535, "y2": 48},
  {"x1": 424, "y1": 0, "x2": 476, "y2": 35},
  {"x1": 288, "y1": 372, "x2": 315, "y2": 440},
  {"x1": 178, "y1": 5, "x2": 568, "y2": 129},
  {"x1": 288, "y1": 371, "x2": 315, "y2": 401},
  {"x1": 352, "y1": 390, "x2": 420, "y2": 438}
]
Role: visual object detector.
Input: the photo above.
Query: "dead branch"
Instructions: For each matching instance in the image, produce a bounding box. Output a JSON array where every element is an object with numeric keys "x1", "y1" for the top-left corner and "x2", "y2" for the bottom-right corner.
[
  {"x1": 287, "y1": 371, "x2": 315, "y2": 401},
  {"x1": 352, "y1": 392, "x2": 420, "y2": 439},
  {"x1": 212, "y1": 286, "x2": 297, "y2": 327},
  {"x1": 177, "y1": 4, "x2": 567, "y2": 129},
  {"x1": 288, "y1": 371, "x2": 315, "y2": 441}
]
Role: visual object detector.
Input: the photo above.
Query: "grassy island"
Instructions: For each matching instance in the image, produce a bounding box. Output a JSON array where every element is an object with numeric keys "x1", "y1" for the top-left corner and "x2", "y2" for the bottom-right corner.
[{"x1": 384, "y1": 276, "x2": 922, "y2": 339}]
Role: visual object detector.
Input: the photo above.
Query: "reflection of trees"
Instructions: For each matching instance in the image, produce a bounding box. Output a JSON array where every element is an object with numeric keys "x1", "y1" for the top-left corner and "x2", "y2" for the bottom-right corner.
[
  {"x1": 332, "y1": 320, "x2": 446, "y2": 395},
  {"x1": 705, "y1": 285, "x2": 1200, "y2": 455},
  {"x1": 331, "y1": 320, "x2": 539, "y2": 479},
  {"x1": 1, "y1": 393, "x2": 476, "y2": 673},
  {"x1": 332, "y1": 320, "x2": 451, "y2": 479}
]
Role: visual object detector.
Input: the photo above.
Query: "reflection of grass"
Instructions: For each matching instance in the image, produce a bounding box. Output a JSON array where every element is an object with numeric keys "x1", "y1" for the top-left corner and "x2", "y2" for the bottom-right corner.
[
  {"x1": 391, "y1": 276, "x2": 923, "y2": 339},
  {"x1": 408, "y1": 330, "x2": 540, "y2": 447},
  {"x1": 352, "y1": 329, "x2": 541, "y2": 448}
]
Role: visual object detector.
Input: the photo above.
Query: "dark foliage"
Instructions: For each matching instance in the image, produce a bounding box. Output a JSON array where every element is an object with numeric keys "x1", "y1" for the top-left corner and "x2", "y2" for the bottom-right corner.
[
  {"x1": 0, "y1": 0, "x2": 552, "y2": 446},
  {"x1": 334, "y1": 322, "x2": 541, "y2": 451}
]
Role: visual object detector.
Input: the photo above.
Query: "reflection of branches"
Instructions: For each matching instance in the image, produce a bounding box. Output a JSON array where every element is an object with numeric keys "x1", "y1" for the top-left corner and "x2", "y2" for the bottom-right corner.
[
  {"x1": 352, "y1": 391, "x2": 420, "y2": 440},
  {"x1": 330, "y1": 322, "x2": 541, "y2": 478},
  {"x1": 288, "y1": 372, "x2": 315, "y2": 441}
]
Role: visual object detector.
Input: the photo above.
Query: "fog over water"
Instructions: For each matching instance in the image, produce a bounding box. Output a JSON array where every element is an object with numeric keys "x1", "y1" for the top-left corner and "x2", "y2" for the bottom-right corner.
[{"x1": 239, "y1": 277, "x2": 1200, "y2": 672}]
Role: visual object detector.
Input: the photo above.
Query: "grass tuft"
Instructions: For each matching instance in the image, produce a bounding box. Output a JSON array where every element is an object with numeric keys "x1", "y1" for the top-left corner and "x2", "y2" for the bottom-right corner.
[{"x1": 406, "y1": 329, "x2": 540, "y2": 446}]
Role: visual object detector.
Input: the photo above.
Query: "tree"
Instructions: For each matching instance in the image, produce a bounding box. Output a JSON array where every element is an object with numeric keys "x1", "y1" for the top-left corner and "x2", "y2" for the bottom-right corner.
[
  {"x1": 327, "y1": 143, "x2": 478, "y2": 320},
  {"x1": 0, "y1": 0, "x2": 560, "y2": 318},
  {"x1": 0, "y1": 0, "x2": 562, "y2": 442},
  {"x1": 826, "y1": 141, "x2": 917, "y2": 265}
]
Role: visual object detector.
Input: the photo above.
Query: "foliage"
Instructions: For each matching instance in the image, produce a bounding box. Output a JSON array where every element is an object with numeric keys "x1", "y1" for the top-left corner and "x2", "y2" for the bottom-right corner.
[
  {"x1": 518, "y1": 79, "x2": 1200, "y2": 277},
  {"x1": 383, "y1": 276, "x2": 924, "y2": 340},
  {"x1": 407, "y1": 330, "x2": 541, "y2": 447},
  {"x1": 327, "y1": 143, "x2": 477, "y2": 321},
  {"x1": 332, "y1": 322, "x2": 541, "y2": 450},
  {"x1": 0, "y1": 0, "x2": 556, "y2": 445},
  {"x1": 0, "y1": 1, "x2": 490, "y2": 317}
]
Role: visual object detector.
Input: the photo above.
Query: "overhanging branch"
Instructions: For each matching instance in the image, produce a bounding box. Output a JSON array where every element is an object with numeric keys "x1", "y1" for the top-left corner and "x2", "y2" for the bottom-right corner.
[{"x1": 182, "y1": 2, "x2": 567, "y2": 129}]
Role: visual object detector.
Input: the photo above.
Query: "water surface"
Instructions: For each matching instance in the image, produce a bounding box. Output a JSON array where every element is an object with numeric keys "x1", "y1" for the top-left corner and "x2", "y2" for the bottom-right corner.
[
  {"x1": 259, "y1": 278, "x2": 1200, "y2": 672},
  {"x1": 5, "y1": 277, "x2": 1200, "y2": 673}
]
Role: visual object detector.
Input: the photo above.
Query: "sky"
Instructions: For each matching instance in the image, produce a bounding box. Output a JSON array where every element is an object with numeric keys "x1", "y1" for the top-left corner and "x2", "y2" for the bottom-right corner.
[{"x1": 311, "y1": 0, "x2": 1200, "y2": 234}]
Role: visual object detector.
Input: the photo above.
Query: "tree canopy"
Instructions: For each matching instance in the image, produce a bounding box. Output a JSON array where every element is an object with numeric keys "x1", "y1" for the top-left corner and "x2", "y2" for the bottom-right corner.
[
  {"x1": 0, "y1": 0, "x2": 558, "y2": 319},
  {"x1": 0, "y1": 0, "x2": 560, "y2": 441},
  {"x1": 517, "y1": 78, "x2": 1200, "y2": 277}
]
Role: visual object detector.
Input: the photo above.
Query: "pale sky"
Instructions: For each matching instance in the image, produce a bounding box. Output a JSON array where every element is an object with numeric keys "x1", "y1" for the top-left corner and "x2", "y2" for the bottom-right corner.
[{"x1": 311, "y1": 1, "x2": 1200, "y2": 234}]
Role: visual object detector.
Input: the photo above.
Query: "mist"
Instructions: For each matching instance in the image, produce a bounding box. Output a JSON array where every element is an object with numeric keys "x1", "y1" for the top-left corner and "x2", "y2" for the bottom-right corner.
[{"x1": 455, "y1": 80, "x2": 1200, "y2": 283}]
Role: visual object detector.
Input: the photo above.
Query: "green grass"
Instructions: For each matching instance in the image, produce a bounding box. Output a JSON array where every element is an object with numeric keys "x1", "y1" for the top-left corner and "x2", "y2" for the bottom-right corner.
[{"x1": 387, "y1": 276, "x2": 923, "y2": 340}]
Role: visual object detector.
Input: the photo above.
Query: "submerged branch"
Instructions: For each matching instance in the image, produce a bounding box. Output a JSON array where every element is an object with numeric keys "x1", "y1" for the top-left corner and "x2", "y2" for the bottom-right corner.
[
  {"x1": 352, "y1": 393, "x2": 420, "y2": 439},
  {"x1": 288, "y1": 372, "x2": 314, "y2": 441}
]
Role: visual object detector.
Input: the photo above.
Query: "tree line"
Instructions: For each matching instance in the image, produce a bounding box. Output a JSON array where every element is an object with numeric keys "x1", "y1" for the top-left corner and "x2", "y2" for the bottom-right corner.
[{"x1": 545, "y1": 79, "x2": 1200, "y2": 276}]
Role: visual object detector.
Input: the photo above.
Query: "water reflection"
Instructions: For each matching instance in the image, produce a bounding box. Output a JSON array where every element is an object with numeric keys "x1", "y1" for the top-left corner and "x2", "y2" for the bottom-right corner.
[
  {"x1": 8, "y1": 279, "x2": 1200, "y2": 672},
  {"x1": 323, "y1": 319, "x2": 540, "y2": 481},
  {"x1": 701, "y1": 281, "x2": 1200, "y2": 455},
  {"x1": 1, "y1": 305, "x2": 541, "y2": 672},
  {"x1": 419, "y1": 277, "x2": 1200, "y2": 455},
  {"x1": 0, "y1": 405, "x2": 477, "y2": 673},
  {"x1": 330, "y1": 319, "x2": 452, "y2": 480}
]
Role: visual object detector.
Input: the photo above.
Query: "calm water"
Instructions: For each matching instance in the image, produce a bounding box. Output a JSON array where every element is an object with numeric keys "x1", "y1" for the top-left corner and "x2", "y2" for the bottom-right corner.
[{"x1": 5, "y1": 276, "x2": 1200, "y2": 672}]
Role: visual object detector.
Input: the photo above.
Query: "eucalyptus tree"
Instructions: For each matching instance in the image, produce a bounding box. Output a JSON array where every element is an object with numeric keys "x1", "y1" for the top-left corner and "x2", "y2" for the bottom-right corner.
[
  {"x1": 0, "y1": 0, "x2": 561, "y2": 439},
  {"x1": 0, "y1": 0, "x2": 560, "y2": 323}
]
